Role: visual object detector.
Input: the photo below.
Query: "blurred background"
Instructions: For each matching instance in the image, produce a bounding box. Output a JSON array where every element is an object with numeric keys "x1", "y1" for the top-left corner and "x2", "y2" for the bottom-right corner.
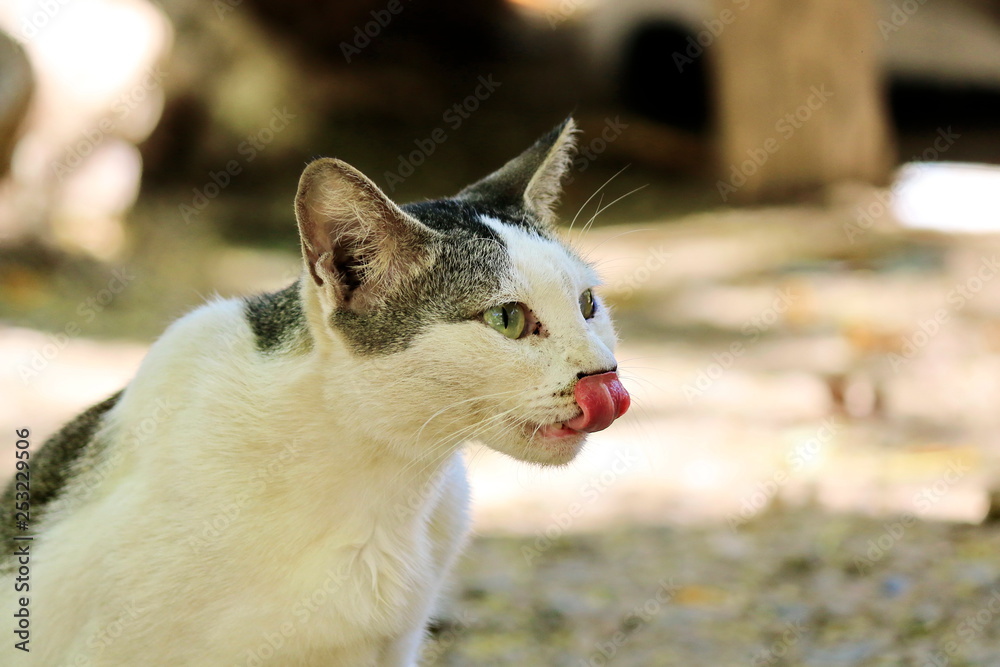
[{"x1": 2, "y1": 0, "x2": 1000, "y2": 664}]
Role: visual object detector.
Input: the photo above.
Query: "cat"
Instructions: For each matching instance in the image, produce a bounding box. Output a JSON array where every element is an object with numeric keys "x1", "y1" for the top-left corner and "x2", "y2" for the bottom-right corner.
[{"x1": 1, "y1": 117, "x2": 630, "y2": 666}]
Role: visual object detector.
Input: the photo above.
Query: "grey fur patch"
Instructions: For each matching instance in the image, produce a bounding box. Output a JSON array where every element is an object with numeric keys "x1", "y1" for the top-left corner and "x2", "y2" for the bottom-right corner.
[
  {"x1": 244, "y1": 281, "x2": 312, "y2": 354},
  {"x1": 331, "y1": 199, "x2": 516, "y2": 356},
  {"x1": 0, "y1": 391, "x2": 121, "y2": 570},
  {"x1": 405, "y1": 199, "x2": 545, "y2": 238},
  {"x1": 457, "y1": 117, "x2": 577, "y2": 228}
]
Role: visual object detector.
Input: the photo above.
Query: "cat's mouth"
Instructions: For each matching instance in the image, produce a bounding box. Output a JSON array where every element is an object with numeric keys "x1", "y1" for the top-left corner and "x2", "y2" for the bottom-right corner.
[
  {"x1": 533, "y1": 421, "x2": 586, "y2": 440},
  {"x1": 516, "y1": 420, "x2": 588, "y2": 464},
  {"x1": 532, "y1": 372, "x2": 631, "y2": 441},
  {"x1": 521, "y1": 372, "x2": 630, "y2": 444}
]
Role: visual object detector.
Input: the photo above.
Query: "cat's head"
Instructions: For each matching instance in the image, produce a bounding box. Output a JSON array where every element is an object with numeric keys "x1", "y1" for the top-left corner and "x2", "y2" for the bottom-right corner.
[{"x1": 294, "y1": 118, "x2": 629, "y2": 466}]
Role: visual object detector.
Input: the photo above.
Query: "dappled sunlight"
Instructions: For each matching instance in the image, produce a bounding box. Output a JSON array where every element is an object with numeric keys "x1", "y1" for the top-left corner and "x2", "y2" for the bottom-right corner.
[
  {"x1": 0, "y1": 0, "x2": 170, "y2": 256},
  {"x1": 894, "y1": 162, "x2": 1000, "y2": 233}
]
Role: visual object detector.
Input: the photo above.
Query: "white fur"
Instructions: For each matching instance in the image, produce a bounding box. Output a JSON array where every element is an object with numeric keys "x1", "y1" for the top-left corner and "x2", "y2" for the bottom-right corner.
[{"x1": 3, "y1": 217, "x2": 619, "y2": 665}]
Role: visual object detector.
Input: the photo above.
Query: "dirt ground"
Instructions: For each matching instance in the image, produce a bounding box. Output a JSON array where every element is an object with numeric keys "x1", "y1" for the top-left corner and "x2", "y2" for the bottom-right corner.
[
  {"x1": 2, "y1": 193, "x2": 1000, "y2": 665},
  {"x1": 428, "y1": 510, "x2": 1000, "y2": 666}
]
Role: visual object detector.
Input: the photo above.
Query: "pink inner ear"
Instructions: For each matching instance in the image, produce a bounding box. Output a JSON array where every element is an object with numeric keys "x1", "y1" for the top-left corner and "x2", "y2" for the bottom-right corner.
[
  {"x1": 296, "y1": 161, "x2": 398, "y2": 297},
  {"x1": 565, "y1": 372, "x2": 630, "y2": 433}
]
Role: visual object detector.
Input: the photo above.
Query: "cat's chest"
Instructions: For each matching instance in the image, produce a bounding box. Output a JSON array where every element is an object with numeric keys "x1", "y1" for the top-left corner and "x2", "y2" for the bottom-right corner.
[
  {"x1": 208, "y1": 514, "x2": 433, "y2": 659},
  {"x1": 253, "y1": 486, "x2": 445, "y2": 636}
]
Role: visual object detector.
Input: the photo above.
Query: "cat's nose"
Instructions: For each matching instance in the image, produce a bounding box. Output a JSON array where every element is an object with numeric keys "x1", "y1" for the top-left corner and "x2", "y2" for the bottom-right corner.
[{"x1": 564, "y1": 372, "x2": 630, "y2": 433}]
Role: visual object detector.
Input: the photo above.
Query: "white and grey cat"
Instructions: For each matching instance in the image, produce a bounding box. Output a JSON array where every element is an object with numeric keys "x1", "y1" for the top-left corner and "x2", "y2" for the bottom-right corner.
[{"x1": 1, "y1": 118, "x2": 630, "y2": 666}]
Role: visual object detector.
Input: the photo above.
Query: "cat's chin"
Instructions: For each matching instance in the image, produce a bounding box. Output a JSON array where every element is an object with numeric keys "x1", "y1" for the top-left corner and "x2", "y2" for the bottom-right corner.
[
  {"x1": 485, "y1": 425, "x2": 587, "y2": 466},
  {"x1": 531, "y1": 430, "x2": 588, "y2": 466}
]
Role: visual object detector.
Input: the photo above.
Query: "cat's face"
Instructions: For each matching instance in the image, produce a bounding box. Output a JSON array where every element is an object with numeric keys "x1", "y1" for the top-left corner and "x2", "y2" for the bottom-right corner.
[{"x1": 295, "y1": 119, "x2": 629, "y2": 466}]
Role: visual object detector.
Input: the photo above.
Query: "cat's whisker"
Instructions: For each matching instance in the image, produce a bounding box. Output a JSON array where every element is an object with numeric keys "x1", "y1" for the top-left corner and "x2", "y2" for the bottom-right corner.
[
  {"x1": 461, "y1": 444, "x2": 493, "y2": 475},
  {"x1": 380, "y1": 427, "x2": 509, "y2": 503},
  {"x1": 616, "y1": 366, "x2": 673, "y2": 379},
  {"x1": 617, "y1": 368, "x2": 667, "y2": 384},
  {"x1": 618, "y1": 375, "x2": 669, "y2": 398},
  {"x1": 579, "y1": 183, "x2": 648, "y2": 239},
  {"x1": 385, "y1": 402, "x2": 528, "y2": 492},
  {"x1": 455, "y1": 396, "x2": 565, "y2": 445},
  {"x1": 586, "y1": 257, "x2": 645, "y2": 272},
  {"x1": 412, "y1": 388, "x2": 526, "y2": 444},
  {"x1": 411, "y1": 380, "x2": 576, "y2": 448},
  {"x1": 615, "y1": 364, "x2": 672, "y2": 382},
  {"x1": 568, "y1": 164, "x2": 630, "y2": 238},
  {"x1": 590, "y1": 193, "x2": 605, "y2": 233},
  {"x1": 615, "y1": 354, "x2": 673, "y2": 363},
  {"x1": 616, "y1": 367, "x2": 673, "y2": 392},
  {"x1": 583, "y1": 227, "x2": 654, "y2": 255}
]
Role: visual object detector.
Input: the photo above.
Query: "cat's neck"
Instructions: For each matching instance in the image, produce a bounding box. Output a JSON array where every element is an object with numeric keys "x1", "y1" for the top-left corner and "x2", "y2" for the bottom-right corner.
[
  {"x1": 235, "y1": 326, "x2": 458, "y2": 525},
  {"x1": 118, "y1": 288, "x2": 460, "y2": 530}
]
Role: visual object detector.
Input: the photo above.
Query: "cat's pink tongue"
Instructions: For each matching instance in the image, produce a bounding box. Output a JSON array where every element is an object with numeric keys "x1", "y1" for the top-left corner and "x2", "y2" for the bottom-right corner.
[{"x1": 565, "y1": 372, "x2": 630, "y2": 433}]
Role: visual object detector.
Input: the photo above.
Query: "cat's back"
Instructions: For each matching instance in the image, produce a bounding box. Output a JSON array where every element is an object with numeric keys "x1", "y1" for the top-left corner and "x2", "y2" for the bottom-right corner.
[
  {"x1": 0, "y1": 391, "x2": 121, "y2": 569},
  {"x1": 0, "y1": 294, "x2": 267, "y2": 548}
]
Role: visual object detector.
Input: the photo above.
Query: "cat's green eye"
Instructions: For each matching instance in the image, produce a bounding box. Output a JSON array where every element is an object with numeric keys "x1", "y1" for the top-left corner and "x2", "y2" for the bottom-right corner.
[
  {"x1": 580, "y1": 289, "x2": 596, "y2": 319},
  {"x1": 484, "y1": 303, "x2": 526, "y2": 339}
]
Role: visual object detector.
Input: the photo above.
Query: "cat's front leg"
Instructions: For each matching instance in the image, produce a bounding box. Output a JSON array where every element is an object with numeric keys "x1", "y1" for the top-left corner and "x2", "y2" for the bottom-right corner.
[
  {"x1": 381, "y1": 454, "x2": 471, "y2": 666},
  {"x1": 379, "y1": 628, "x2": 425, "y2": 666}
]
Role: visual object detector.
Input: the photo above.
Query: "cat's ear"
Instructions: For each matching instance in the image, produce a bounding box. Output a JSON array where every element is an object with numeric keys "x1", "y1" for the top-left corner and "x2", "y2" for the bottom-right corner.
[
  {"x1": 457, "y1": 117, "x2": 578, "y2": 228},
  {"x1": 295, "y1": 158, "x2": 436, "y2": 310}
]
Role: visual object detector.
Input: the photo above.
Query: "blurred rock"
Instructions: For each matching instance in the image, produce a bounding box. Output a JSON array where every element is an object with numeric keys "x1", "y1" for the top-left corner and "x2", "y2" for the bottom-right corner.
[{"x1": 0, "y1": 29, "x2": 32, "y2": 179}]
